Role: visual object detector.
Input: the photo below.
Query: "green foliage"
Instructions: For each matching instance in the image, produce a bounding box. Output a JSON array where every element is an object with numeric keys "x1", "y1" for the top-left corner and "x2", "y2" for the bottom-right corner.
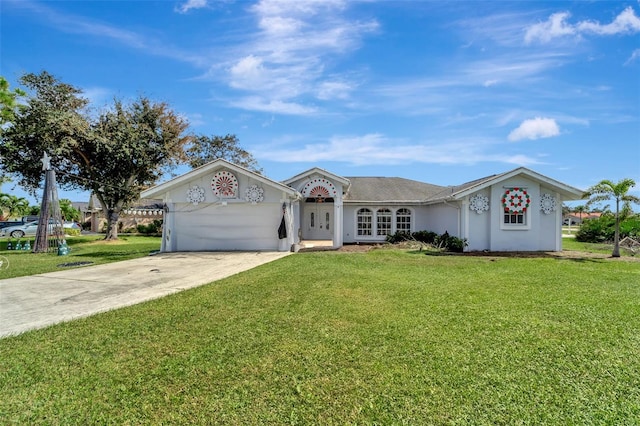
[
  {"x1": 0, "y1": 76, "x2": 26, "y2": 125},
  {"x1": 0, "y1": 235, "x2": 160, "y2": 278},
  {"x1": 0, "y1": 71, "x2": 191, "y2": 240},
  {"x1": 59, "y1": 199, "x2": 80, "y2": 222},
  {"x1": 576, "y1": 214, "x2": 640, "y2": 243},
  {"x1": 186, "y1": 134, "x2": 262, "y2": 173},
  {"x1": 1, "y1": 251, "x2": 638, "y2": 423},
  {"x1": 0, "y1": 193, "x2": 30, "y2": 219},
  {"x1": 136, "y1": 220, "x2": 162, "y2": 234},
  {"x1": 386, "y1": 229, "x2": 467, "y2": 252},
  {"x1": 411, "y1": 230, "x2": 438, "y2": 244},
  {"x1": 583, "y1": 178, "x2": 640, "y2": 257},
  {"x1": 63, "y1": 227, "x2": 81, "y2": 236},
  {"x1": 385, "y1": 230, "x2": 411, "y2": 243}
]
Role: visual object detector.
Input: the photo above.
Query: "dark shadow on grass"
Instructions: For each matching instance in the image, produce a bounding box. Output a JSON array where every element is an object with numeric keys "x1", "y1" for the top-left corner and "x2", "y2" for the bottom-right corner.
[{"x1": 416, "y1": 249, "x2": 622, "y2": 263}]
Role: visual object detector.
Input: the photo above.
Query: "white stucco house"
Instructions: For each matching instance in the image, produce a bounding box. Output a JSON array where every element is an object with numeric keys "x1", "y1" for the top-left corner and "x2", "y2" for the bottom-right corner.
[{"x1": 140, "y1": 159, "x2": 583, "y2": 253}]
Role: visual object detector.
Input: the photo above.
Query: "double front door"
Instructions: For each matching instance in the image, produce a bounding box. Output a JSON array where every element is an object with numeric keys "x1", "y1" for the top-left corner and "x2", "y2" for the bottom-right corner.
[{"x1": 305, "y1": 204, "x2": 333, "y2": 240}]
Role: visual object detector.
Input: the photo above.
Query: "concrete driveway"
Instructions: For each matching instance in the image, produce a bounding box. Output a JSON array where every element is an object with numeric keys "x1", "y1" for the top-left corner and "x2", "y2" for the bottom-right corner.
[{"x1": 0, "y1": 251, "x2": 290, "y2": 338}]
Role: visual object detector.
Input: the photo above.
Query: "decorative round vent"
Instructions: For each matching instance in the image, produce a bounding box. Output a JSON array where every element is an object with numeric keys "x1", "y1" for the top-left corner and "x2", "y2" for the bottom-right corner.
[
  {"x1": 469, "y1": 194, "x2": 489, "y2": 214},
  {"x1": 186, "y1": 185, "x2": 205, "y2": 205},
  {"x1": 540, "y1": 193, "x2": 557, "y2": 215},
  {"x1": 212, "y1": 170, "x2": 238, "y2": 198},
  {"x1": 245, "y1": 184, "x2": 264, "y2": 204}
]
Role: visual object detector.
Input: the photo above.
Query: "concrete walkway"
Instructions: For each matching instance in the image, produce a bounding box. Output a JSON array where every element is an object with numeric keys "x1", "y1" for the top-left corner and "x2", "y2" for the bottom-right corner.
[{"x1": 0, "y1": 251, "x2": 290, "y2": 338}]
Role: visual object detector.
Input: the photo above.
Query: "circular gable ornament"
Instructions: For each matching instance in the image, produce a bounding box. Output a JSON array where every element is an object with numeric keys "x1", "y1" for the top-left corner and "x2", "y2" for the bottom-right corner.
[
  {"x1": 502, "y1": 188, "x2": 530, "y2": 214},
  {"x1": 186, "y1": 185, "x2": 205, "y2": 205},
  {"x1": 212, "y1": 170, "x2": 238, "y2": 198},
  {"x1": 540, "y1": 193, "x2": 557, "y2": 215},
  {"x1": 469, "y1": 194, "x2": 490, "y2": 214},
  {"x1": 302, "y1": 178, "x2": 338, "y2": 199},
  {"x1": 245, "y1": 184, "x2": 264, "y2": 204}
]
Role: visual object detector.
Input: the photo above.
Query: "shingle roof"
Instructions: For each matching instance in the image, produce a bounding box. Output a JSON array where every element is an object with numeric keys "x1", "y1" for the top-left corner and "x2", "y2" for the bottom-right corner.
[
  {"x1": 425, "y1": 173, "x2": 501, "y2": 202},
  {"x1": 344, "y1": 177, "x2": 446, "y2": 203}
]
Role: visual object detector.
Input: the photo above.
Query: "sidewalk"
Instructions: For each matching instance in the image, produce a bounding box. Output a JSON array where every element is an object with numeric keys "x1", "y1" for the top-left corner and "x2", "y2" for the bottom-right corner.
[{"x1": 0, "y1": 251, "x2": 290, "y2": 338}]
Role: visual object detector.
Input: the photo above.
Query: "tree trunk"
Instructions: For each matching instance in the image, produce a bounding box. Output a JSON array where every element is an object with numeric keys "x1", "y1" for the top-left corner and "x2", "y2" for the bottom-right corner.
[
  {"x1": 612, "y1": 199, "x2": 620, "y2": 257},
  {"x1": 104, "y1": 209, "x2": 120, "y2": 240}
]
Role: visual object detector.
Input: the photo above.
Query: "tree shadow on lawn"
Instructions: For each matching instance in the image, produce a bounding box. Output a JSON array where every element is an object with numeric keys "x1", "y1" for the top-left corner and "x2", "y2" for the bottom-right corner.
[{"x1": 419, "y1": 249, "x2": 638, "y2": 263}]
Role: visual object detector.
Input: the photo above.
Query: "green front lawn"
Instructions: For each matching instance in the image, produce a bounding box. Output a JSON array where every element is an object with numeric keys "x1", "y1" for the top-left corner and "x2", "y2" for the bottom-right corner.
[
  {"x1": 1, "y1": 249, "x2": 638, "y2": 424},
  {"x1": 0, "y1": 235, "x2": 161, "y2": 279}
]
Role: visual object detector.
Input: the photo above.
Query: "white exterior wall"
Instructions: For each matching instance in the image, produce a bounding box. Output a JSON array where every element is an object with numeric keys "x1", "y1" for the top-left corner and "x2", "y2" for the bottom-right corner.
[
  {"x1": 342, "y1": 205, "x2": 429, "y2": 243},
  {"x1": 286, "y1": 172, "x2": 346, "y2": 249},
  {"x1": 169, "y1": 202, "x2": 282, "y2": 251},
  {"x1": 423, "y1": 203, "x2": 461, "y2": 236},
  {"x1": 464, "y1": 189, "x2": 491, "y2": 251},
  {"x1": 488, "y1": 177, "x2": 555, "y2": 251},
  {"x1": 160, "y1": 169, "x2": 296, "y2": 252}
]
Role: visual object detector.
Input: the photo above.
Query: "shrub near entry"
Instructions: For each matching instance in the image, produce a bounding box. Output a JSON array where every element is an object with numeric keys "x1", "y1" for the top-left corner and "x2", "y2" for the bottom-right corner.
[{"x1": 386, "y1": 230, "x2": 468, "y2": 252}]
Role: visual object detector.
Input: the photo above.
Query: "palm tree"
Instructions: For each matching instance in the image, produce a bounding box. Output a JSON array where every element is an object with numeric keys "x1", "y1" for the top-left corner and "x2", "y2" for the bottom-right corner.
[
  {"x1": 0, "y1": 193, "x2": 30, "y2": 220},
  {"x1": 583, "y1": 178, "x2": 640, "y2": 257},
  {"x1": 573, "y1": 204, "x2": 588, "y2": 223}
]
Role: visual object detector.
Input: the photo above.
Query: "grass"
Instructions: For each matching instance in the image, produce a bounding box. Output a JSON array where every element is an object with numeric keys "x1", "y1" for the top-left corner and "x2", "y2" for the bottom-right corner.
[
  {"x1": 1, "y1": 249, "x2": 639, "y2": 424},
  {"x1": 562, "y1": 237, "x2": 637, "y2": 257},
  {"x1": 0, "y1": 235, "x2": 161, "y2": 279}
]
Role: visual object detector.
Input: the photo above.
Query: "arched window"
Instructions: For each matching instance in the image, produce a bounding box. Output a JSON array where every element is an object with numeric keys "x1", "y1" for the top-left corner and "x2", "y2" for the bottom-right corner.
[
  {"x1": 377, "y1": 208, "x2": 392, "y2": 236},
  {"x1": 357, "y1": 208, "x2": 373, "y2": 236},
  {"x1": 396, "y1": 208, "x2": 411, "y2": 233}
]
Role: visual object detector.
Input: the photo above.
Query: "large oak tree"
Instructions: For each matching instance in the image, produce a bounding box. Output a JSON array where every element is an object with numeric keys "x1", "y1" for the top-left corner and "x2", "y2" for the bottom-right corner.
[{"x1": 0, "y1": 71, "x2": 190, "y2": 239}]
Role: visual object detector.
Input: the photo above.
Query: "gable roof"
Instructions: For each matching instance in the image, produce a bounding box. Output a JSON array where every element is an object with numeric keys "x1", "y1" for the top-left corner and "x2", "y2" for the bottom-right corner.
[
  {"x1": 426, "y1": 167, "x2": 584, "y2": 202},
  {"x1": 344, "y1": 177, "x2": 446, "y2": 203},
  {"x1": 283, "y1": 167, "x2": 351, "y2": 187},
  {"x1": 141, "y1": 158, "x2": 298, "y2": 199}
]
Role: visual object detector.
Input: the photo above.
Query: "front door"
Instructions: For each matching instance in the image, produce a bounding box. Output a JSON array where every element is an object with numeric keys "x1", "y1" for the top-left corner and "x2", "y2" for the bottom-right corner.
[{"x1": 305, "y1": 204, "x2": 333, "y2": 240}]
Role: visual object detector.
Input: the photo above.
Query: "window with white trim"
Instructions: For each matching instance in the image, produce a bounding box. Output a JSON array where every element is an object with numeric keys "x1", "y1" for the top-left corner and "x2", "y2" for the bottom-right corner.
[
  {"x1": 357, "y1": 208, "x2": 373, "y2": 236},
  {"x1": 504, "y1": 213, "x2": 525, "y2": 225},
  {"x1": 377, "y1": 209, "x2": 392, "y2": 236},
  {"x1": 396, "y1": 208, "x2": 412, "y2": 233}
]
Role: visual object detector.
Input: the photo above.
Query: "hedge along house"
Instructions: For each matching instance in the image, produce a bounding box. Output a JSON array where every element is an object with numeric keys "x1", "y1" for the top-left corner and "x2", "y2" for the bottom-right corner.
[{"x1": 141, "y1": 159, "x2": 583, "y2": 253}]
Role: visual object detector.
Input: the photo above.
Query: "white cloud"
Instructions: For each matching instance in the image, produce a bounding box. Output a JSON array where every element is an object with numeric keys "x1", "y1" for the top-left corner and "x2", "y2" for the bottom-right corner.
[
  {"x1": 176, "y1": 0, "x2": 208, "y2": 14},
  {"x1": 577, "y1": 7, "x2": 640, "y2": 35},
  {"x1": 230, "y1": 97, "x2": 318, "y2": 115},
  {"x1": 508, "y1": 117, "x2": 560, "y2": 141},
  {"x1": 217, "y1": 0, "x2": 378, "y2": 111},
  {"x1": 256, "y1": 133, "x2": 542, "y2": 167},
  {"x1": 525, "y1": 7, "x2": 640, "y2": 44},
  {"x1": 525, "y1": 12, "x2": 576, "y2": 44},
  {"x1": 316, "y1": 81, "x2": 353, "y2": 100},
  {"x1": 625, "y1": 48, "x2": 640, "y2": 65}
]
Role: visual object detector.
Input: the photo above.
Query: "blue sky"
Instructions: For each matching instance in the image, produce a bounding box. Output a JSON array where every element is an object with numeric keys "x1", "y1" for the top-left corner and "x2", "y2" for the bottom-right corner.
[{"x1": 1, "y1": 0, "x2": 639, "y2": 207}]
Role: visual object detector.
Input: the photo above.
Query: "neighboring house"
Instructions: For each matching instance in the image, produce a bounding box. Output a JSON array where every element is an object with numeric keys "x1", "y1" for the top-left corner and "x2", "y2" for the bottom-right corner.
[
  {"x1": 141, "y1": 159, "x2": 583, "y2": 253},
  {"x1": 563, "y1": 212, "x2": 602, "y2": 226}
]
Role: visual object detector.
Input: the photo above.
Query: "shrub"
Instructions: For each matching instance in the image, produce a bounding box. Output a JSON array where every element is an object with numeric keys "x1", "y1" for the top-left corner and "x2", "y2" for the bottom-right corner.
[
  {"x1": 412, "y1": 230, "x2": 438, "y2": 244},
  {"x1": 64, "y1": 228, "x2": 81, "y2": 236},
  {"x1": 386, "y1": 231, "x2": 411, "y2": 244},
  {"x1": 576, "y1": 214, "x2": 640, "y2": 243},
  {"x1": 136, "y1": 220, "x2": 162, "y2": 235}
]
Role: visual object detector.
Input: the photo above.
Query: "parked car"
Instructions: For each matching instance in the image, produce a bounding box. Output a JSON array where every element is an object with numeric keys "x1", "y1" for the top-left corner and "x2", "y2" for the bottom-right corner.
[{"x1": 0, "y1": 221, "x2": 80, "y2": 239}]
